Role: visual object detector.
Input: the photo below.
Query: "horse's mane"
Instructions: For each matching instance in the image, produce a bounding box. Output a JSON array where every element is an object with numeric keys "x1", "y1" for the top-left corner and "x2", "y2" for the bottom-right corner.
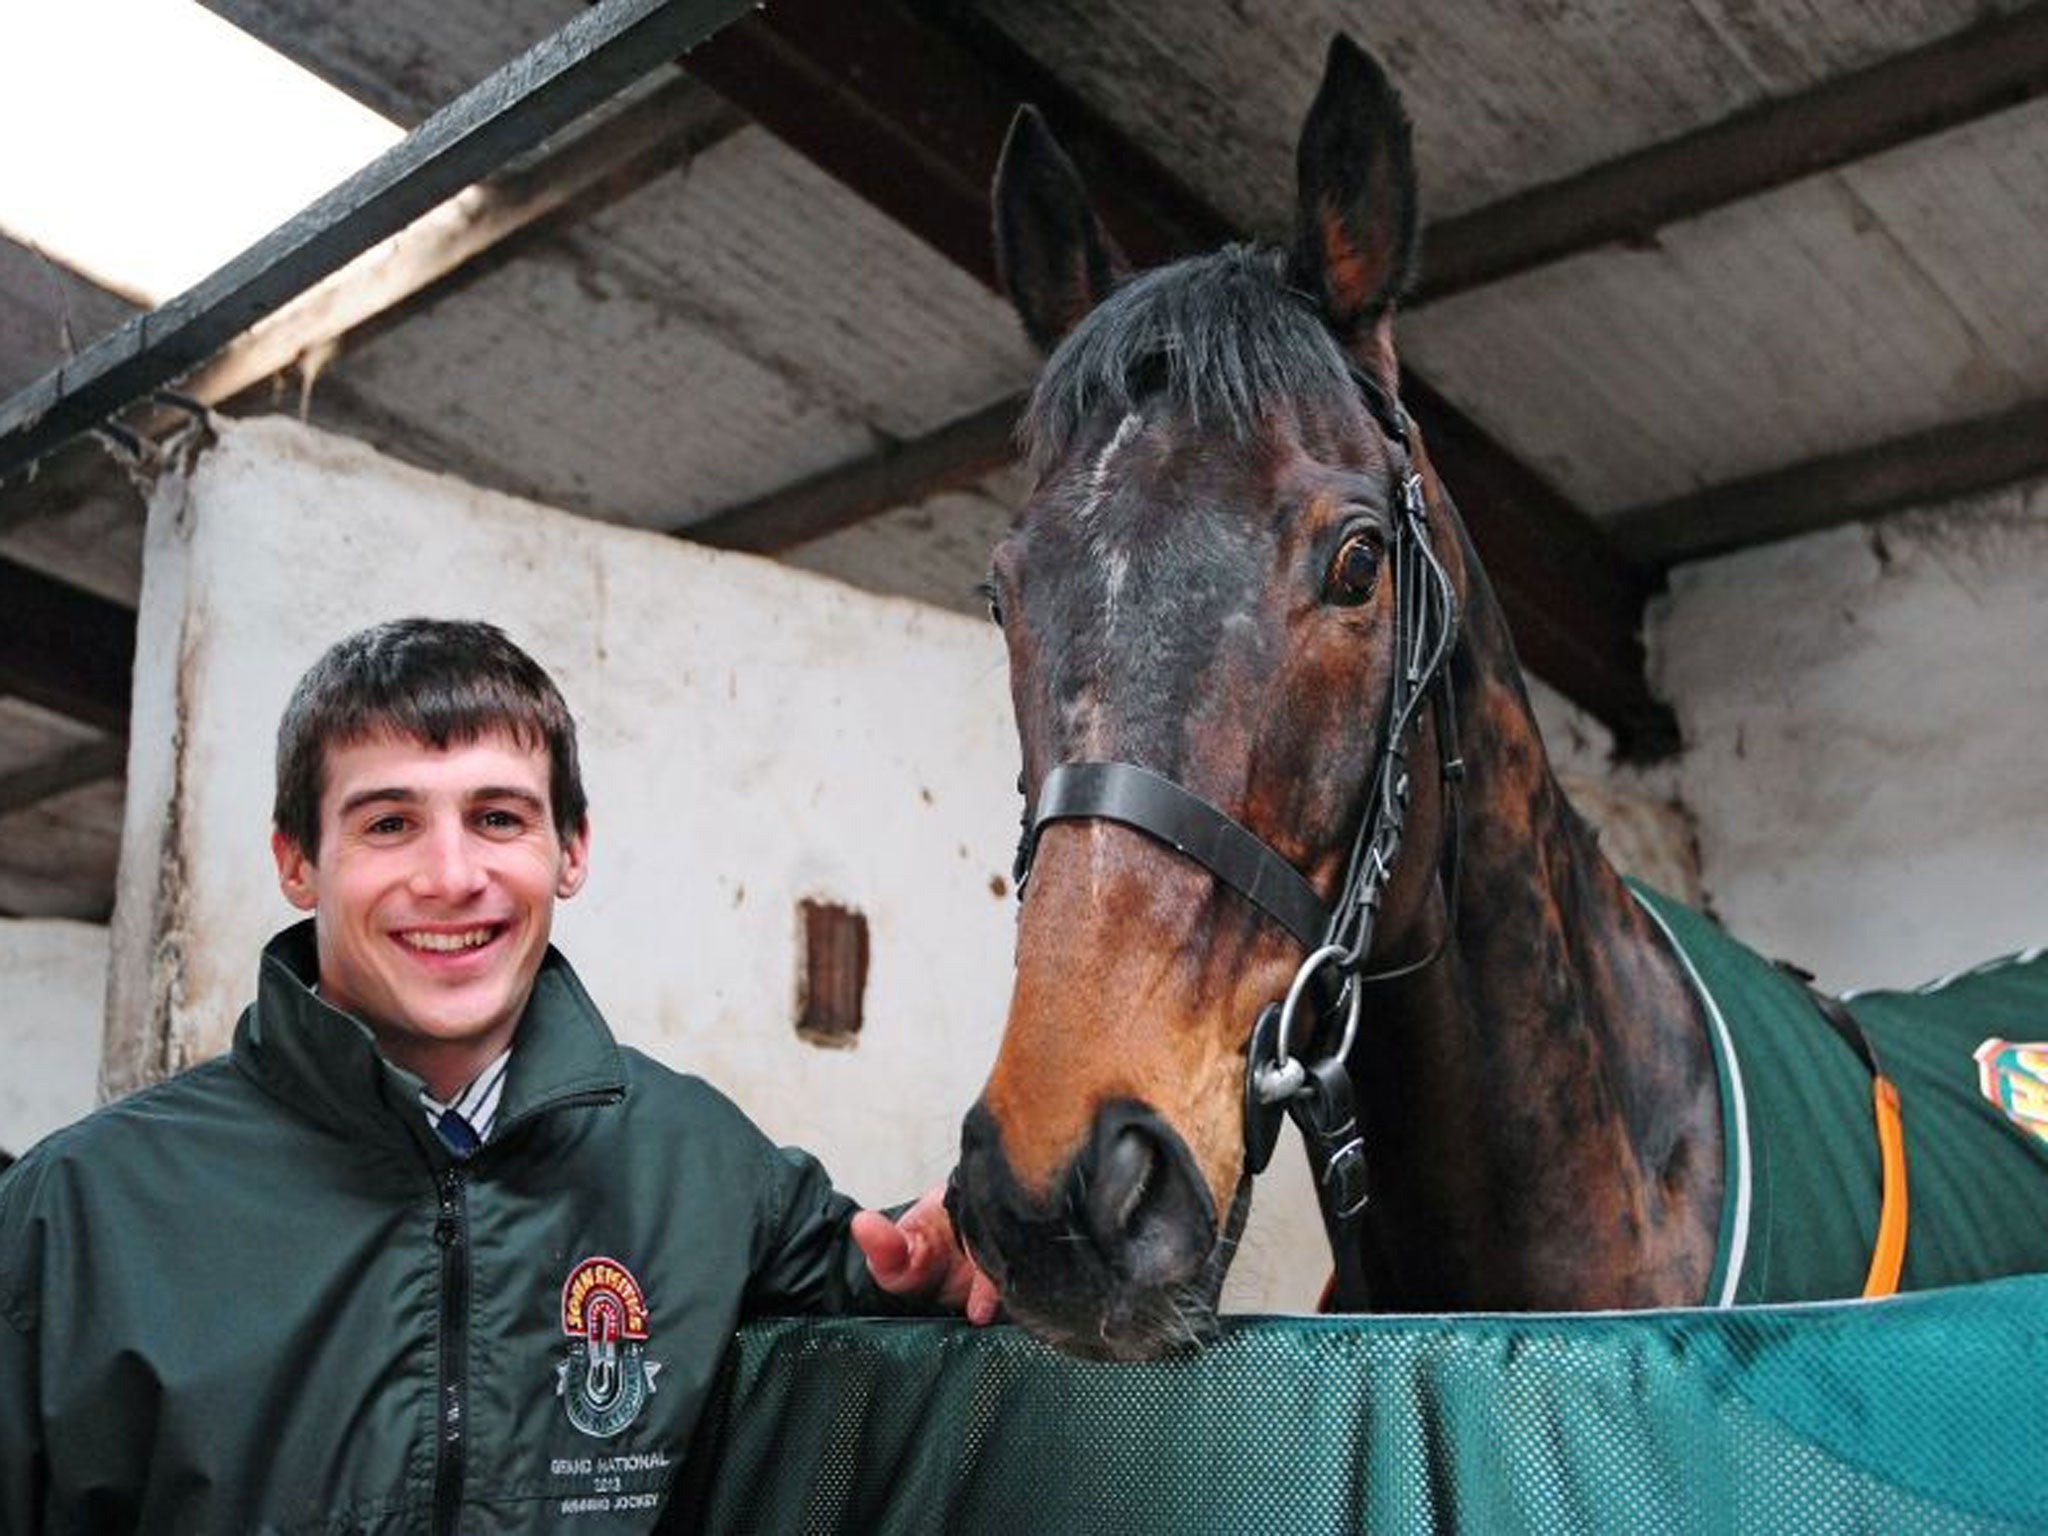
[{"x1": 1020, "y1": 246, "x2": 1359, "y2": 477}]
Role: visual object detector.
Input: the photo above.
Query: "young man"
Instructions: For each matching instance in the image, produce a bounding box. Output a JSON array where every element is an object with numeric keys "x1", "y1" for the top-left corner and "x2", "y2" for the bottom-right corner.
[{"x1": 0, "y1": 618, "x2": 993, "y2": 1533}]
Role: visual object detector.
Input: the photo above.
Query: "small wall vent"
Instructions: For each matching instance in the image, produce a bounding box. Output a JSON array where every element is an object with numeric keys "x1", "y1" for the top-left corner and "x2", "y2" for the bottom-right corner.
[{"x1": 796, "y1": 898, "x2": 867, "y2": 1048}]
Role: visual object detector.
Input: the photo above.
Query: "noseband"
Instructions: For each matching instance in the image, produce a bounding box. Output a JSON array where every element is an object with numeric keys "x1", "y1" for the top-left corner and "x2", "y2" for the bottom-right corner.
[{"x1": 1009, "y1": 367, "x2": 1463, "y2": 1305}]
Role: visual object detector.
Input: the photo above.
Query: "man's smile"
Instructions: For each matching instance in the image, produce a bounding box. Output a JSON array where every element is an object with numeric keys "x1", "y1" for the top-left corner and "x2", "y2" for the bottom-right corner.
[{"x1": 394, "y1": 922, "x2": 510, "y2": 956}]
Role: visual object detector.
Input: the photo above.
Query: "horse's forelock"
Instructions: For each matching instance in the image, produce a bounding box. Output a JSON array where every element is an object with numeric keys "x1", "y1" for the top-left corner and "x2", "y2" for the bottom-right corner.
[{"x1": 1021, "y1": 246, "x2": 1359, "y2": 478}]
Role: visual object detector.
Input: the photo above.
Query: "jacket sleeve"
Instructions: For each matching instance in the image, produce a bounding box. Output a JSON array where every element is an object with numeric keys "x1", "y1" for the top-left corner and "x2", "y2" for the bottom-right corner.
[
  {"x1": 742, "y1": 1144, "x2": 936, "y2": 1318},
  {"x1": 0, "y1": 1311, "x2": 45, "y2": 1531},
  {"x1": 0, "y1": 1172, "x2": 49, "y2": 1532}
]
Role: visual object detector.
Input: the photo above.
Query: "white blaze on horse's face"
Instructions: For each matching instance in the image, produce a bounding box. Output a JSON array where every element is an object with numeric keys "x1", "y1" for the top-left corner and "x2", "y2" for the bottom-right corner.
[
  {"x1": 1081, "y1": 412, "x2": 1142, "y2": 717},
  {"x1": 1076, "y1": 411, "x2": 1145, "y2": 528}
]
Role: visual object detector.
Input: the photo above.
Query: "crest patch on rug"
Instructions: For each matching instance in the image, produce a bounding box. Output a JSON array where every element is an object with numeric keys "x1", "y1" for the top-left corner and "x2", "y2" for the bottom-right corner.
[{"x1": 1976, "y1": 1039, "x2": 2048, "y2": 1149}]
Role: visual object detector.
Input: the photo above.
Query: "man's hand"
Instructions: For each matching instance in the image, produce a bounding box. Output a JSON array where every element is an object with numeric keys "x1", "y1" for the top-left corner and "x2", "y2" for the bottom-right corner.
[{"x1": 851, "y1": 1184, "x2": 1001, "y2": 1324}]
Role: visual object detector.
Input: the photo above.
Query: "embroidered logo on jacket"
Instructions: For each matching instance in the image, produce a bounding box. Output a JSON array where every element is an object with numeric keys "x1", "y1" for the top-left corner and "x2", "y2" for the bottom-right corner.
[
  {"x1": 556, "y1": 1256, "x2": 662, "y2": 1437},
  {"x1": 1976, "y1": 1039, "x2": 2048, "y2": 1149}
]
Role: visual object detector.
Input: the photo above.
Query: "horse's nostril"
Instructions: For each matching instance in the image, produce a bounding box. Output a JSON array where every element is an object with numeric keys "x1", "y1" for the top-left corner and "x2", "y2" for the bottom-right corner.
[
  {"x1": 1093, "y1": 1127, "x2": 1159, "y2": 1244},
  {"x1": 1076, "y1": 1103, "x2": 1216, "y2": 1286}
]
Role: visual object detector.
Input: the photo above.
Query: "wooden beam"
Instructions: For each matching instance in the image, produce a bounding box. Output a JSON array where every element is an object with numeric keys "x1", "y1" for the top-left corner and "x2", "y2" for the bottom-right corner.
[
  {"x1": 0, "y1": 0, "x2": 761, "y2": 480},
  {"x1": 0, "y1": 734, "x2": 126, "y2": 821},
  {"x1": 0, "y1": 557, "x2": 135, "y2": 734},
  {"x1": 1416, "y1": 5, "x2": 2048, "y2": 302},
  {"x1": 688, "y1": 394, "x2": 1021, "y2": 553},
  {"x1": 684, "y1": 1, "x2": 1228, "y2": 289},
  {"x1": 1607, "y1": 396, "x2": 2048, "y2": 570},
  {"x1": 685, "y1": 0, "x2": 1673, "y2": 753},
  {"x1": 1404, "y1": 377, "x2": 1677, "y2": 757}
]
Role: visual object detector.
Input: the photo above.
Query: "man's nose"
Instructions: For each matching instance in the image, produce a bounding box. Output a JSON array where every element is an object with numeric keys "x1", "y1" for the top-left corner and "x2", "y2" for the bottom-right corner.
[{"x1": 410, "y1": 820, "x2": 488, "y2": 898}]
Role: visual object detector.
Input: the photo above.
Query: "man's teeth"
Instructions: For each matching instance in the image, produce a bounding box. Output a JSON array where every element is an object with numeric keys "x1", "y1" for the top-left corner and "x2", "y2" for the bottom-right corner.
[{"x1": 402, "y1": 928, "x2": 496, "y2": 953}]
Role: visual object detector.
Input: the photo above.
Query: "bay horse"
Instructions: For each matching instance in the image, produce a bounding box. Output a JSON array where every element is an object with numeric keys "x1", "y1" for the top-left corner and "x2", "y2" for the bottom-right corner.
[{"x1": 946, "y1": 38, "x2": 2048, "y2": 1360}]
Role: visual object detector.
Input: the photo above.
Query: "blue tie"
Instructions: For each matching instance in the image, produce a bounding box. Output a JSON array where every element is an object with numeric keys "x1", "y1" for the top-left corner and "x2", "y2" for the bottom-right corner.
[{"x1": 436, "y1": 1108, "x2": 482, "y2": 1159}]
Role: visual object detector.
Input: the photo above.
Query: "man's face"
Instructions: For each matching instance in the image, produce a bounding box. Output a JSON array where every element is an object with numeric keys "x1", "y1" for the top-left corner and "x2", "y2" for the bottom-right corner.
[{"x1": 271, "y1": 727, "x2": 589, "y2": 1094}]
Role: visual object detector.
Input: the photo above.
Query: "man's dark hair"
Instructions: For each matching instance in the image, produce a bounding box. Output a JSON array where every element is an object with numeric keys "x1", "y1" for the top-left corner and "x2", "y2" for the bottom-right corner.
[{"x1": 274, "y1": 618, "x2": 587, "y2": 858}]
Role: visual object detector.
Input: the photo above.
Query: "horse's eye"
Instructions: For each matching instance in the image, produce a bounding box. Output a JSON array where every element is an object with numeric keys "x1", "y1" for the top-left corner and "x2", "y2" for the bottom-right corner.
[
  {"x1": 1326, "y1": 531, "x2": 1384, "y2": 605},
  {"x1": 975, "y1": 577, "x2": 1005, "y2": 627}
]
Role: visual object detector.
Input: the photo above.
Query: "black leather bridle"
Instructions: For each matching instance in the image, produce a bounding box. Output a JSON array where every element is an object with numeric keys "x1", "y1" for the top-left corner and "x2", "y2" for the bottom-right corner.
[{"x1": 1009, "y1": 367, "x2": 1463, "y2": 1308}]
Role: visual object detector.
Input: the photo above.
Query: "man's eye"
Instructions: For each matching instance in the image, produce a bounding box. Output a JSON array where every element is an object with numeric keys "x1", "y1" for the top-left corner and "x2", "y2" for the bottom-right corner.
[
  {"x1": 366, "y1": 815, "x2": 408, "y2": 836},
  {"x1": 479, "y1": 809, "x2": 524, "y2": 831},
  {"x1": 974, "y1": 577, "x2": 1004, "y2": 627}
]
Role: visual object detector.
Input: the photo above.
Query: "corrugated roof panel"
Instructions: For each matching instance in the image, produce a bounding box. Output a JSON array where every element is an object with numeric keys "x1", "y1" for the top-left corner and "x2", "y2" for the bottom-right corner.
[
  {"x1": 1398, "y1": 101, "x2": 2048, "y2": 514},
  {"x1": 0, "y1": 237, "x2": 140, "y2": 397},
  {"x1": 1840, "y1": 98, "x2": 2048, "y2": 388},
  {"x1": 575, "y1": 127, "x2": 1037, "y2": 442},
  {"x1": 316, "y1": 126, "x2": 1033, "y2": 529},
  {"x1": 321, "y1": 246, "x2": 879, "y2": 526},
  {"x1": 965, "y1": 0, "x2": 2013, "y2": 227},
  {"x1": 0, "y1": 700, "x2": 101, "y2": 777}
]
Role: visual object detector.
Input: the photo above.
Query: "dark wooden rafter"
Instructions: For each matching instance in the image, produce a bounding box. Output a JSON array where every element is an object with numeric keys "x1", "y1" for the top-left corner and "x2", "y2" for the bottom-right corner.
[
  {"x1": 1417, "y1": 4, "x2": 2048, "y2": 301},
  {"x1": 0, "y1": 0, "x2": 763, "y2": 482},
  {"x1": 1609, "y1": 396, "x2": 2048, "y2": 569},
  {"x1": 0, "y1": 557, "x2": 135, "y2": 735},
  {"x1": 685, "y1": 0, "x2": 1676, "y2": 753},
  {"x1": 682, "y1": 2, "x2": 1229, "y2": 289},
  {"x1": 1401, "y1": 377, "x2": 1676, "y2": 755},
  {"x1": 689, "y1": 396, "x2": 1020, "y2": 552},
  {"x1": 0, "y1": 734, "x2": 127, "y2": 820}
]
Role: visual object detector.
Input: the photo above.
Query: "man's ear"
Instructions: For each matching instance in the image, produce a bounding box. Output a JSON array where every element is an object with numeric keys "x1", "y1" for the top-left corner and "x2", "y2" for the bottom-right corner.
[
  {"x1": 272, "y1": 827, "x2": 319, "y2": 912},
  {"x1": 557, "y1": 817, "x2": 591, "y2": 900}
]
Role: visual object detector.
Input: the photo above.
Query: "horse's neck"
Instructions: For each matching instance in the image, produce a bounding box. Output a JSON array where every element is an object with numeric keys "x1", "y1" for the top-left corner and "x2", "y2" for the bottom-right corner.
[{"x1": 1351, "y1": 594, "x2": 1724, "y2": 1310}]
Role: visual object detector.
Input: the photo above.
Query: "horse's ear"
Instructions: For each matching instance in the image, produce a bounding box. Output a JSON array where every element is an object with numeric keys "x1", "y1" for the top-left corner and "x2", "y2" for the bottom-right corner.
[
  {"x1": 1288, "y1": 37, "x2": 1420, "y2": 372},
  {"x1": 993, "y1": 106, "x2": 1127, "y2": 353}
]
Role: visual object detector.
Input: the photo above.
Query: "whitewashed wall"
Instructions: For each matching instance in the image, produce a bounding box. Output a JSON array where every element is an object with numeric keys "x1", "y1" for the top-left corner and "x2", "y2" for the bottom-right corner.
[
  {"x1": 0, "y1": 919, "x2": 107, "y2": 1159},
  {"x1": 108, "y1": 417, "x2": 1335, "y2": 1309},
  {"x1": 1654, "y1": 482, "x2": 2048, "y2": 991},
  {"x1": 1524, "y1": 479, "x2": 2048, "y2": 993}
]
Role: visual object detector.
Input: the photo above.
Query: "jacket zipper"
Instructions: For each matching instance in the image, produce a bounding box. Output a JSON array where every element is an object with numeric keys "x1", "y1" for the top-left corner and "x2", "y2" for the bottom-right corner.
[
  {"x1": 425, "y1": 1088, "x2": 616, "y2": 1531},
  {"x1": 432, "y1": 1165, "x2": 470, "y2": 1535}
]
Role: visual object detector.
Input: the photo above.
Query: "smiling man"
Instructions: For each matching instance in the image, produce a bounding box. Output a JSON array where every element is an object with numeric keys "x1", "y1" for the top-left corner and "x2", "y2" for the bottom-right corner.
[
  {"x1": 273, "y1": 725, "x2": 593, "y2": 1108},
  {"x1": 0, "y1": 618, "x2": 992, "y2": 1534}
]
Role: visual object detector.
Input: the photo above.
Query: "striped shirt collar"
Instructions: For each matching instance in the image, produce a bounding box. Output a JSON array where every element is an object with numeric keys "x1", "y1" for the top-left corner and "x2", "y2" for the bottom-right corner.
[{"x1": 419, "y1": 1048, "x2": 513, "y2": 1146}]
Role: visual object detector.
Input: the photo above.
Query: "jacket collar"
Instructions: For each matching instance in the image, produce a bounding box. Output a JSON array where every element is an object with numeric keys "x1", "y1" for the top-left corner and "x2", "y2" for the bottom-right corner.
[{"x1": 235, "y1": 920, "x2": 627, "y2": 1150}]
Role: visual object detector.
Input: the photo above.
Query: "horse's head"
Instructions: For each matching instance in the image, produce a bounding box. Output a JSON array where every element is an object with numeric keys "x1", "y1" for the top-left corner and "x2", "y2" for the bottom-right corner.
[{"x1": 952, "y1": 39, "x2": 1465, "y2": 1359}]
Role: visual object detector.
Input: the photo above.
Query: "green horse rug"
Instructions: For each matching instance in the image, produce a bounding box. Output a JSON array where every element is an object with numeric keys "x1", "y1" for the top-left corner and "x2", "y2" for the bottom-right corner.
[{"x1": 1632, "y1": 883, "x2": 2048, "y2": 1304}]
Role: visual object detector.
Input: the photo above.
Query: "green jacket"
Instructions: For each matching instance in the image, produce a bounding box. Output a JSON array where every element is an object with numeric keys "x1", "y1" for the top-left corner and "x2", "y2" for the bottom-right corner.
[{"x1": 0, "y1": 923, "x2": 893, "y2": 1533}]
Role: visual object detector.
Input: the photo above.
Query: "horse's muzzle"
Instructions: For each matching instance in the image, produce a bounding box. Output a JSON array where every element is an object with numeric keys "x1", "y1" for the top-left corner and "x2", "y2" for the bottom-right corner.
[{"x1": 954, "y1": 1096, "x2": 1220, "y2": 1359}]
